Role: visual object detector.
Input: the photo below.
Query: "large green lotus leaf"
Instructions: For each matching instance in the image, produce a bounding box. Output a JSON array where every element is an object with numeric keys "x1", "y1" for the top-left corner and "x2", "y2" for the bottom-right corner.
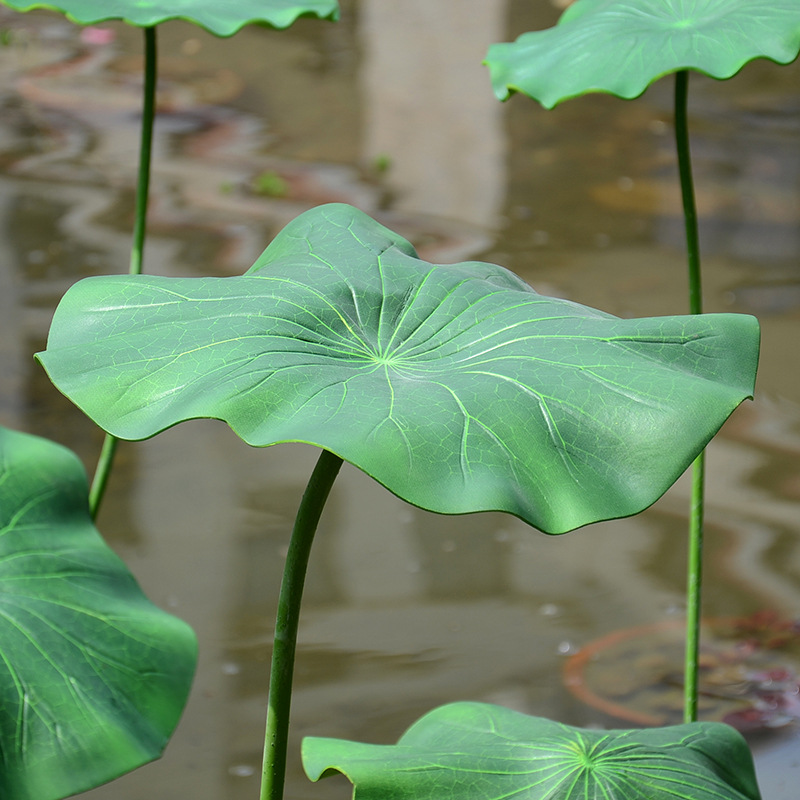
[
  {"x1": 486, "y1": 0, "x2": 800, "y2": 108},
  {"x1": 0, "y1": 425, "x2": 197, "y2": 800},
  {"x1": 0, "y1": 0, "x2": 339, "y2": 35},
  {"x1": 303, "y1": 702, "x2": 762, "y2": 800},
  {"x1": 37, "y1": 203, "x2": 759, "y2": 534}
]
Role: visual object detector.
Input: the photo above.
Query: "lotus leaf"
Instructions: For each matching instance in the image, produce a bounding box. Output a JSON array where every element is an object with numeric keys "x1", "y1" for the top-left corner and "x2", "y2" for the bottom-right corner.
[
  {"x1": 0, "y1": 0, "x2": 339, "y2": 35},
  {"x1": 0, "y1": 425, "x2": 197, "y2": 800},
  {"x1": 37, "y1": 204, "x2": 759, "y2": 534},
  {"x1": 303, "y1": 701, "x2": 762, "y2": 800},
  {"x1": 486, "y1": 0, "x2": 800, "y2": 107}
]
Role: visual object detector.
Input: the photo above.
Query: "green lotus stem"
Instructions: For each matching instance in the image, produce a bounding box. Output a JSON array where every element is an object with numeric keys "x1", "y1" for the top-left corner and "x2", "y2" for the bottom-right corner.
[
  {"x1": 675, "y1": 71, "x2": 702, "y2": 316},
  {"x1": 674, "y1": 69, "x2": 705, "y2": 723},
  {"x1": 261, "y1": 448, "x2": 343, "y2": 800},
  {"x1": 87, "y1": 433, "x2": 118, "y2": 519},
  {"x1": 130, "y1": 25, "x2": 157, "y2": 277},
  {"x1": 684, "y1": 450, "x2": 705, "y2": 723},
  {"x1": 89, "y1": 25, "x2": 158, "y2": 518}
]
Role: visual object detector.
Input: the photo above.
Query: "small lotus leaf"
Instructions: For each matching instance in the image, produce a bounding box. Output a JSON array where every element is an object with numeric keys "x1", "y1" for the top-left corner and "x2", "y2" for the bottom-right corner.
[
  {"x1": 0, "y1": 0, "x2": 339, "y2": 35},
  {"x1": 0, "y1": 425, "x2": 197, "y2": 800},
  {"x1": 486, "y1": 0, "x2": 800, "y2": 108},
  {"x1": 37, "y1": 203, "x2": 759, "y2": 534},
  {"x1": 303, "y1": 701, "x2": 762, "y2": 800}
]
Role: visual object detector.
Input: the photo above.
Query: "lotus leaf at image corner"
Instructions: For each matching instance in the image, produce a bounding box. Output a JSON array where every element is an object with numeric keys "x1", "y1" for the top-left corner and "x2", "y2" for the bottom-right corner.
[
  {"x1": 484, "y1": 0, "x2": 800, "y2": 108},
  {"x1": 0, "y1": 425, "x2": 197, "y2": 800},
  {"x1": 0, "y1": 0, "x2": 340, "y2": 35}
]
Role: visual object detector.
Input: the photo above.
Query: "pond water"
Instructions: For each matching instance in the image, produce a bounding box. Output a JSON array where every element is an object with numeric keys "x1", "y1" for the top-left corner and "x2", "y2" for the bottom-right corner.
[{"x1": 1, "y1": 1, "x2": 800, "y2": 798}]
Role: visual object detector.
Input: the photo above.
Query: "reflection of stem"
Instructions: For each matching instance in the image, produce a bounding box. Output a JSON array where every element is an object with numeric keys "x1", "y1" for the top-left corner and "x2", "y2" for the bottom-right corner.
[
  {"x1": 674, "y1": 68, "x2": 704, "y2": 724},
  {"x1": 89, "y1": 26, "x2": 157, "y2": 519},
  {"x1": 260, "y1": 449, "x2": 343, "y2": 800}
]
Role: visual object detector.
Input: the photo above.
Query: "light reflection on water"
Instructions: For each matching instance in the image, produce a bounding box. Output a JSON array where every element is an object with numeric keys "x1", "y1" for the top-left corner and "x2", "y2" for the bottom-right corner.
[{"x1": 1, "y1": 1, "x2": 799, "y2": 798}]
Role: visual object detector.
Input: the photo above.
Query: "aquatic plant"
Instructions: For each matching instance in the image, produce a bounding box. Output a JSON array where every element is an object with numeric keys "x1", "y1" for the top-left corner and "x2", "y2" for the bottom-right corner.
[
  {"x1": 0, "y1": 4, "x2": 339, "y2": 797},
  {"x1": 0, "y1": 425, "x2": 196, "y2": 800},
  {"x1": 38, "y1": 202, "x2": 760, "y2": 800},
  {"x1": 0, "y1": 2, "x2": 782, "y2": 798},
  {"x1": 0, "y1": 0, "x2": 339, "y2": 516},
  {"x1": 484, "y1": 0, "x2": 800, "y2": 723},
  {"x1": 304, "y1": 702, "x2": 761, "y2": 800}
]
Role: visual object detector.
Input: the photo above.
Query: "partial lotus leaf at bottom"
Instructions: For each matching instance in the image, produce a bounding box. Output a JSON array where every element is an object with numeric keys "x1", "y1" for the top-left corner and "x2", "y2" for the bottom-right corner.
[
  {"x1": 303, "y1": 702, "x2": 762, "y2": 800},
  {"x1": 0, "y1": 0, "x2": 339, "y2": 35},
  {"x1": 0, "y1": 425, "x2": 197, "y2": 800},
  {"x1": 485, "y1": 0, "x2": 800, "y2": 108},
  {"x1": 37, "y1": 203, "x2": 759, "y2": 534}
]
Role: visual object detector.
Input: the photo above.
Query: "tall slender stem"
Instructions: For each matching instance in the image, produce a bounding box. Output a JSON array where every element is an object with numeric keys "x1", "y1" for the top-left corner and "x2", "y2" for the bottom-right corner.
[
  {"x1": 675, "y1": 70, "x2": 702, "y2": 317},
  {"x1": 684, "y1": 450, "x2": 705, "y2": 723},
  {"x1": 261, "y1": 449, "x2": 343, "y2": 800},
  {"x1": 674, "y1": 69, "x2": 705, "y2": 723},
  {"x1": 129, "y1": 25, "x2": 157, "y2": 278},
  {"x1": 88, "y1": 433, "x2": 118, "y2": 519},
  {"x1": 88, "y1": 26, "x2": 158, "y2": 519}
]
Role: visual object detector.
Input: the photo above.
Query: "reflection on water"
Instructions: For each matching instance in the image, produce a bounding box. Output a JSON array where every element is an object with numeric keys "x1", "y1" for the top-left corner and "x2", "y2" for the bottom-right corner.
[{"x1": 1, "y1": 1, "x2": 800, "y2": 798}]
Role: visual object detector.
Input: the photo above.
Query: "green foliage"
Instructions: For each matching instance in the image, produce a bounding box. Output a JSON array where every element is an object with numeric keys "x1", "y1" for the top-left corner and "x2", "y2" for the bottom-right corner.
[
  {"x1": 252, "y1": 169, "x2": 289, "y2": 198},
  {"x1": 485, "y1": 0, "x2": 800, "y2": 108},
  {"x1": 37, "y1": 203, "x2": 758, "y2": 534},
  {"x1": 303, "y1": 701, "x2": 762, "y2": 800},
  {"x1": 0, "y1": 426, "x2": 197, "y2": 800},
  {"x1": 0, "y1": 0, "x2": 339, "y2": 35}
]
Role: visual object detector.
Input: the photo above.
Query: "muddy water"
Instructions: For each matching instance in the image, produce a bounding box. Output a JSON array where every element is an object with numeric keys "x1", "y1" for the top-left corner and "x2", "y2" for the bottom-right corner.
[{"x1": 1, "y1": 1, "x2": 799, "y2": 798}]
